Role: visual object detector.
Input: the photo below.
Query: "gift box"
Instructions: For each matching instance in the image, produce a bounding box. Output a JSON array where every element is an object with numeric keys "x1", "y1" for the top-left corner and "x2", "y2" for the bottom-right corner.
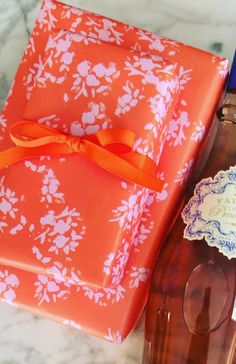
[
  {"x1": 0, "y1": 0, "x2": 227, "y2": 342},
  {"x1": 0, "y1": 2, "x2": 179, "y2": 289}
]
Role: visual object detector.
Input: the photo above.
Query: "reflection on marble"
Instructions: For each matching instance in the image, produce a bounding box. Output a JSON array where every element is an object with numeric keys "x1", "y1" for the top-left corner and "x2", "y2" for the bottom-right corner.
[{"x1": 0, "y1": 0, "x2": 235, "y2": 363}]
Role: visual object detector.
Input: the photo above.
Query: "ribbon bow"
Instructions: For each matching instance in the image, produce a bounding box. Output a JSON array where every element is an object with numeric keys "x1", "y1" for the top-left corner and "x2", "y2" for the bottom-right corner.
[{"x1": 0, "y1": 120, "x2": 164, "y2": 192}]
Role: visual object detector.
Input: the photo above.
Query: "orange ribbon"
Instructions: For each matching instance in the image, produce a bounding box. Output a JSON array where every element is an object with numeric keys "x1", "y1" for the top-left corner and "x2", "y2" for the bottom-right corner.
[{"x1": 0, "y1": 120, "x2": 164, "y2": 192}]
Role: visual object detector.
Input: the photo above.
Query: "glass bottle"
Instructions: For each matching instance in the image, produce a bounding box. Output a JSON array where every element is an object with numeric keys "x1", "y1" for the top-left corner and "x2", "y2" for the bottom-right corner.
[{"x1": 143, "y1": 52, "x2": 236, "y2": 364}]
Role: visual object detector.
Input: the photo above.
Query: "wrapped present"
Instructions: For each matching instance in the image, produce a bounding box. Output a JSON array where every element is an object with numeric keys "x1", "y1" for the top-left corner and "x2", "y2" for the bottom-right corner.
[
  {"x1": 0, "y1": 3, "x2": 179, "y2": 288},
  {"x1": 0, "y1": 0, "x2": 227, "y2": 342}
]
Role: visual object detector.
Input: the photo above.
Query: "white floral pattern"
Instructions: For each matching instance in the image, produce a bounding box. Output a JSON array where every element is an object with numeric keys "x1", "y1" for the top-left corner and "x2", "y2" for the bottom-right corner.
[
  {"x1": 23, "y1": 55, "x2": 65, "y2": 100},
  {"x1": 103, "y1": 239, "x2": 130, "y2": 286},
  {"x1": 41, "y1": 169, "x2": 65, "y2": 204},
  {"x1": 115, "y1": 81, "x2": 144, "y2": 116},
  {"x1": 178, "y1": 66, "x2": 192, "y2": 90},
  {"x1": 10, "y1": 215, "x2": 27, "y2": 236},
  {"x1": 32, "y1": 246, "x2": 51, "y2": 265},
  {"x1": 125, "y1": 54, "x2": 174, "y2": 87},
  {"x1": 85, "y1": 17, "x2": 124, "y2": 45},
  {"x1": 22, "y1": 32, "x2": 36, "y2": 61},
  {"x1": 103, "y1": 253, "x2": 115, "y2": 276},
  {"x1": 24, "y1": 160, "x2": 47, "y2": 173},
  {"x1": 0, "y1": 177, "x2": 18, "y2": 219},
  {"x1": 38, "y1": 114, "x2": 61, "y2": 129},
  {"x1": 132, "y1": 173, "x2": 167, "y2": 250},
  {"x1": 0, "y1": 177, "x2": 24, "y2": 234},
  {"x1": 82, "y1": 284, "x2": 126, "y2": 307},
  {"x1": 110, "y1": 194, "x2": 140, "y2": 230},
  {"x1": 212, "y1": 56, "x2": 228, "y2": 78},
  {"x1": 72, "y1": 60, "x2": 120, "y2": 99},
  {"x1": 62, "y1": 319, "x2": 82, "y2": 330},
  {"x1": 174, "y1": 159, "x2": 194, "y2": 186},
  {"x1": 35, "y1": 207, "x2": 86, "y2": 256},
  {"x1": 38, "y1": 0, "x2": 57, "y2": 31},
  {"x1": 109, "y1": 186, "x2": 147, "y2": 232},
  {"x1": 71, "y1": 102, "x2": 111, "y2": 136},
  {"x1": 0, "y1": 114, "x2": 7, "y2": 133},
  {"x1": 0, "y1": 270, "x2": 20, "y2": 303},
  {"x1": 167, "y1": 110, "x2": 190, "y2": 146},
  {"x1": 133, "y1": 137, "x2": 155, "y2": 159},
  {"x1": 129, "y1": 266, "x2": 151, "y2": 288},
  {"x1": 136, "y1": 29, "x2": 180, "y2": 55},
  {"x1": 34, "y1": 274, "x2": 71, "y2": 305},
  {"x1": 61, "y1": 4, "x2": 84, "y2": 24},
  {"x1": 104, "y1": 328, "x2": 123, "y2": 344},
  {"x1": 191, "y1": 120, "x2": 206, "y2": 142}
]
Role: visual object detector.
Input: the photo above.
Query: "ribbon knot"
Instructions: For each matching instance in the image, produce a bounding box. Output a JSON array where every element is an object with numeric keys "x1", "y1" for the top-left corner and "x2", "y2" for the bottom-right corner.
[
  {"x1": 66, "y1": 136, "x2": 81, "y2": 152},
  {"x1": 0, "y1": 120, "x2": 165, "y2": 193}
]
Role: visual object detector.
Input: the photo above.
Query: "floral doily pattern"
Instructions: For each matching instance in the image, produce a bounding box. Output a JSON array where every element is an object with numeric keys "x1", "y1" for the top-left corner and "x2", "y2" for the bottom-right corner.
[{"x1": 182, "y1": 166, "x2": 236, "y2": 259}]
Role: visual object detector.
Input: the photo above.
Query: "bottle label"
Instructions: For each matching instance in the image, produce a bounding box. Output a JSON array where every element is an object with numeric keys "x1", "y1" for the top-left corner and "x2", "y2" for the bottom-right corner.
[{"x1": 182, "y1": 166, "x2": 236, "y2": 259}]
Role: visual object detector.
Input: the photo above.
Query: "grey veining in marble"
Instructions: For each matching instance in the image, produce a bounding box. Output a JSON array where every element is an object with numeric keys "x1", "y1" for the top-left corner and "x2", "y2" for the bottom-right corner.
[
  {"x1": 0, "y1": 304, "x2": 144, "y2": 364},
  {"x1": 0, "y1": 0, "x2": 236, "y2": 363}
]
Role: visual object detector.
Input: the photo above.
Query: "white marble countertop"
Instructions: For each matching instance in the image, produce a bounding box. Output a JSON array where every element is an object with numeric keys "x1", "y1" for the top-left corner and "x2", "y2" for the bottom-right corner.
[{"x1": 0, "y1": 1, "x2": 235, "y2": 363}]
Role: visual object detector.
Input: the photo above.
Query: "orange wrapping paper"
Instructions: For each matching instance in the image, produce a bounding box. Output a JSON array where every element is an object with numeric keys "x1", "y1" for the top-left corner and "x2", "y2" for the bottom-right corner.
[
  {"x1": 0, "y1": 2, "x2": 179, "y2": 289},
  {"x1": 0, "y1": 0, "x2": 227, "y2": 342}
]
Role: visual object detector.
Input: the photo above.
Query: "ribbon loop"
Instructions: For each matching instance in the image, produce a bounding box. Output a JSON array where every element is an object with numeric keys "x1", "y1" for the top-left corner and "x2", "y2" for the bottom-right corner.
[{"x1": 0, "y1": 120, "x2": 165, "y2": 193}]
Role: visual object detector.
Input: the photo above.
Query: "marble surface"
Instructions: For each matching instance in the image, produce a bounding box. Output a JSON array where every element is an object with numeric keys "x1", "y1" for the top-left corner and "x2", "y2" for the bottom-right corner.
[{"x1": 0, "y1": 0, "x2": 235, "y2": 363}]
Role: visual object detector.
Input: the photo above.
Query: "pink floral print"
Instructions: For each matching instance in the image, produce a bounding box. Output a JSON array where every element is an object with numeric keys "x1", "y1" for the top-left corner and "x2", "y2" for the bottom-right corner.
[
  {"x1": 115, "y1": 81, "x2": 144, "y2": 117},
  {"x1": 72, "y1": 61, "x2": 120, "y2": 99},
  {"x1": 34, "y1": 274, "x2": 71, "y2": 305},
  {"x1": 71, "y1": 102, "x2": 111, "y2": 136},
  {"x1": 0, "y1": 270, "x2": 20, "y2": 303},
  {"x1": 35, "y1": 207, "x2": 86, "y2": 256}
]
